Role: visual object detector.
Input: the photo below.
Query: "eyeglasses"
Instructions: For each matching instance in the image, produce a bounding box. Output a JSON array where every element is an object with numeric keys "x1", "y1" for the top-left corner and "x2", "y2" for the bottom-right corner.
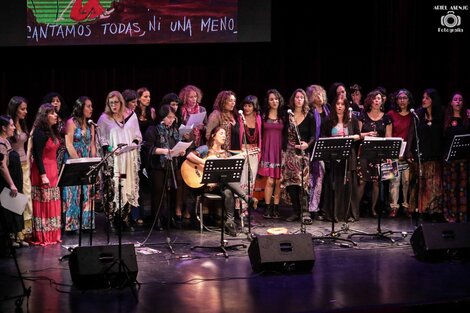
[{"x1": 109, "y1": 100, "x2": 121, "y2": 105}]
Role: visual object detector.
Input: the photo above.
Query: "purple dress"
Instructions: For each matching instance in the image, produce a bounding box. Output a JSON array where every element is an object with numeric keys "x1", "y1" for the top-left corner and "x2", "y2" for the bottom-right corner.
[{"x1": 258, "y1": 118, "x2": 284, "y2": 179}]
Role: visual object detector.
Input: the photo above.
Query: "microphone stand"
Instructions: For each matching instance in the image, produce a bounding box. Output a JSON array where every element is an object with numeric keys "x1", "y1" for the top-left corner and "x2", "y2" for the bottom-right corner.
[
  {"x1": 164, "y1": 131, "x2": 178, "y2": 254},
  {"x1": 411, "y1": 113, "x2": 422, "y2": 226},
  {"x1": 241, "y1": 115, "x2": 254, "y2": 241},
  {"x1": 87, "y1": 145, "x2": 125, "y2": 244},
  {"x1": 289, "y1": 113, "x2": 307, "y2": 234},
  {"x1": 89, "y1": 123, "x2": 102, "y2": 246}
]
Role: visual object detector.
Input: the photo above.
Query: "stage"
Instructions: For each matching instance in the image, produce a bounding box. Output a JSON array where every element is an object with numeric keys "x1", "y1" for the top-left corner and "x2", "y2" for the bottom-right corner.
[{"x1": 1, "y1": 208, "x2": 470, "y2": 313}]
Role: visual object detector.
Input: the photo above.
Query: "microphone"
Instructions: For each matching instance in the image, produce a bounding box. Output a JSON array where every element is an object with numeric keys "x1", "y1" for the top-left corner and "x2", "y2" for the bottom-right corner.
[
  {"x1": 116, "y1": 143, "x2": 128, "y2": 148},
  {"x1": 88, "y1": 120, "x2": 99, "y2": 128},
  {"x1": 238, "y1": 110, "x2": 246, "y2": 124},
  {"x1": 348, "y1": 107, "x2": 353, "y2": 119},
  {"x1": 410, "y1": 108, "x2": 419, "y2": 120},
  {"x1": 287, "y1": 109, "x2": 294, "y2": 116}
]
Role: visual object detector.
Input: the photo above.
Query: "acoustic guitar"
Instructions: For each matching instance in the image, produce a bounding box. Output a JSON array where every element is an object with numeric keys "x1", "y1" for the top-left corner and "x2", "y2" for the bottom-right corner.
[{"x1": 181, "y1": 149, "x2": 259, "y2": 189}]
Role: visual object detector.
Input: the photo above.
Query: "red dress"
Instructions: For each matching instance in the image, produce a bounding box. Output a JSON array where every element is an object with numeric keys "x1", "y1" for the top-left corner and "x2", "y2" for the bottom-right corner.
[{"x1": 30, "y1": 138, "x2": 61, "y2": 246}]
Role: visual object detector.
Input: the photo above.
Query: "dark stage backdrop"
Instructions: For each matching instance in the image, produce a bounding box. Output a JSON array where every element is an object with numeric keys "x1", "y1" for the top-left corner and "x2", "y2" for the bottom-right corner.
[{"x1": 1, "y1": 0, "x2": 468, "y2": 123}]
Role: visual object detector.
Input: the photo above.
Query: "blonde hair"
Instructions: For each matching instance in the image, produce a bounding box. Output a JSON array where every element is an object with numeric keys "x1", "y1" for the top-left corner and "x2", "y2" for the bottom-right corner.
[{"x1": 104, "y1": 91, "x2": 126, "y2": 117}]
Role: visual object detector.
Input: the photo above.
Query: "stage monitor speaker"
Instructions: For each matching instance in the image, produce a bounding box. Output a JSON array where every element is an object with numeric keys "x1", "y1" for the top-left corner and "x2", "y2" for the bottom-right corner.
[
  {"x1": 69, "y1": 244, "x2": 138, "y2": 289},
  {"x1": 410, "y1": 223, "x2": 470, "y2": 260},
  {"x1": 248, "y1": 233, "x2": 315, "y2": 273}
]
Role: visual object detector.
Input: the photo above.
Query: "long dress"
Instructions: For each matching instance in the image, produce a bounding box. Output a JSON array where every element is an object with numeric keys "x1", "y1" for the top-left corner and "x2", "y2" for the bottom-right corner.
[
  {"x1": 281, "y1": 114, "x2": 314, "y2": 206},
  {"x1": 442, "y1": 117, "x2": 469, "y2": 222},
  {"x1": 0, "y1": 139, "x2": 24, "y2": 238},
  {"x1": 62, "y1": 120, "x2": 94, "y2": 231},
  {"x1": 258, "y1": 118, "x2": 284, "y2": 179},
  {"x1": 30, "y1": 131, "x2": 61, "y2": 245},
  {"x1": 97, "y1": 112, "x2": 141, "y2": 224},
  {"x1": 321, "y1": 117, "x2": 360, "y2": 222},
  {"x1": 309, "y1": 107, "x2": 330, "y2": 212},
  {"x1": 9, "y1": 131, "x2": 33, "y2": 231}
]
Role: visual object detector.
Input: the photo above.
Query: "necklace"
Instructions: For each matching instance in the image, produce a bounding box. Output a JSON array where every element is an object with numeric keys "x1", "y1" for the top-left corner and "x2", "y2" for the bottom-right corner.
[
  {"x1": 113, "y1": 115, "x2": 125, "y2": 128},
  {"x1": 245, "y1": 123, "x2": 258, "y2": 144}
]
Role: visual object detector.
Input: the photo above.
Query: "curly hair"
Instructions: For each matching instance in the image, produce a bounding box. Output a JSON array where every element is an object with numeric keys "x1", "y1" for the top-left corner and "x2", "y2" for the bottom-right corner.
[{"x1": 178, "y1": 85, "x2": 203, "y2": 106}]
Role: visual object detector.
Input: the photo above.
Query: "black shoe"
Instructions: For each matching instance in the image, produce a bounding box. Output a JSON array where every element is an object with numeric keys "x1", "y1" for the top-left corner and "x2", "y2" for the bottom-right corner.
[
  {"x1": 263, "y1": 204, "x2": 273, "y2": 219},
  {"x1": 272, "y1": 205, "x2": 280, "y2": 219},
  {"x1": 224, "y1": 221, "x2": 237, "y2": 237}
]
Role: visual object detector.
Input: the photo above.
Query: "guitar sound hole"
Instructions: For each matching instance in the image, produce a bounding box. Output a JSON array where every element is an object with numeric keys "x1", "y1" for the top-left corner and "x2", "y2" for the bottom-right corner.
[{"x1": 195, "y1": 166, "x2": 201, "y2": 177}]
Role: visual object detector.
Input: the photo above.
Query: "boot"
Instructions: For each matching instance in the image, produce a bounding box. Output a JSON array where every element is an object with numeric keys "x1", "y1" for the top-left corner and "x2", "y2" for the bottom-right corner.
[
  {"x1": 272, "y1": 204, "x2": 281, "y2": 219},
  {"x1": 224, "y1": 220, "x2": 237, "y2": 237},
  {"x1": 263, "y1": 203, "x2": 273, "y2": 219}
]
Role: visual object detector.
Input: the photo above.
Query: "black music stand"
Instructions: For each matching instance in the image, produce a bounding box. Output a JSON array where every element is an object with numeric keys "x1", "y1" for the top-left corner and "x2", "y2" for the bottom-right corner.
[
  {"x1": 311, "y1": 137, "x2": 357, "y2": 246},
  {"x1": 102, "y1": 172, "x2": 140, "y2": 296},
  {"x1": 348, "y1": 138, "x2": 402, "y2": 243},
  {"x1": 445, "y1": 134, "x2": 470, "y2": 162},
  {"x1": 58, "y1": 157, "x2": 100, "y2": 261},
  {"x1": 191, "y1": 158, "x2": 247, "y2": 258}
]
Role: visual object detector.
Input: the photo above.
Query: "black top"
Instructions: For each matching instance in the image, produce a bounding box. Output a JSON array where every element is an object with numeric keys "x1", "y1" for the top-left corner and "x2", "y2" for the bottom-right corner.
[{"x1": 32, "y1": 128, "x2": 50, "y2": 175}]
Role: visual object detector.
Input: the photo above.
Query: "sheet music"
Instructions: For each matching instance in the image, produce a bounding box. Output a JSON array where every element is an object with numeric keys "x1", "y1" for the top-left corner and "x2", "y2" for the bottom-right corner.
[
  {"x1": 170, "y1": 141, "x2": 193, "y2": 158},
  {"x1": 118, "y1": 144, "x2": 139, "y2": 154},
  {"x1": 186, "y1": 111, "x2": 206, "y2": 127},
  {"x1": 65, "y1": 157, "x2": 102, "y2": 164},
  {"x1": 178, "y1": 124, "x2": 194, "y2": 136},
  {"x1": 0, "y1": 188, "x2": 28, "y2": 215}
]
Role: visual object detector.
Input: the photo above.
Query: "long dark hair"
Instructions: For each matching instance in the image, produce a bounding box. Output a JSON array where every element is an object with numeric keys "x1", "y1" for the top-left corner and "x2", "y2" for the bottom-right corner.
[
  {"x1": 136, "y1": 87, "x2": 154, "y2": 121},
  {"x1": 33, "y1": 103, "x2": 59, "y2": 140},
  {"x1": 7, "y1": 96, "x2": 29, "y2": 143},
  {"x1": 444, "y1": 91, "x2": 469, "y2": 129},
  {"x1": 422, "y1": 88, "x2": 443, "y2": 122},
  {"x1": 262, "y1": 89, "x2": 285, "y2": 121},
  {"x1": 71, "y1": 96, "x2": 91, "y2": 124},
  {"x1": 329, "y1": 95, "x2": 351, "y2": 126},
  {"x1": 207, "y1": 126, "x2": 225, "y2": 149}
]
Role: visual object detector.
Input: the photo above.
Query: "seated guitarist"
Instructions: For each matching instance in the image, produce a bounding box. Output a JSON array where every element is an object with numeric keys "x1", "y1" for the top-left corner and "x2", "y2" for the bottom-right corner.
[{"x1": 186, "y1": 126, "x2": 251, "y2": 237}]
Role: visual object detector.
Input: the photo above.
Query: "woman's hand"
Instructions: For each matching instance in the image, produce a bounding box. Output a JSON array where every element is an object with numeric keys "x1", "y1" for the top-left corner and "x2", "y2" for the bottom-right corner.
[
  {"x1": 41, "y1": 174, "x2": 50, "y2": 186},
  {"x1": 9, "y1": 185, "x2": 18, "y2": 197},
  {"x1": 296, "y1": 141, "x2": 308, "y2": 150}
]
